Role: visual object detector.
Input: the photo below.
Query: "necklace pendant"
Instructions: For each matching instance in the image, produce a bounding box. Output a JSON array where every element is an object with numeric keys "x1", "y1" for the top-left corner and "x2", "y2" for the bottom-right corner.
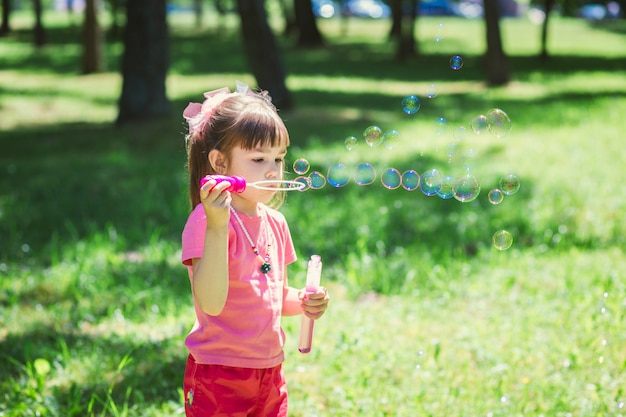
[{"x1": 260, "y1": 263, "x2": 272, "y2": 274}]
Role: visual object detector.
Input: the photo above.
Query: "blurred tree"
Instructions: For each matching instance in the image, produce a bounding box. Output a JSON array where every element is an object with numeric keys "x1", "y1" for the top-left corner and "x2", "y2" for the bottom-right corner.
[
  {"x1": 294, "y1": 0, "x2": 324, "y2": 47},
  {"x1": 389, "y1": 0, "x2": 402, "y2": 39},
  {"x1": 391, "y1": 0, "x2": 419, "y2": 60},
  {"x1": 33, "y1": 0, "x2": 45, "y2": 46},
  {"x1": 483, "y1": 0, "x2": 510, "y2": 85},
  {"x1": 236, "y1": 0, "x2": 292, "y2": 109},
  {"x1": 117, "y1": 0, "x2": 170, "y2": 124},
  {"x1": 539, "y1": 0, "x2": 555, "y2": 59},
  {"x1": 82, "y1": 0, "x2": 104, "y2": 73},
  {"x1": 1, "y1": 0, "x2": 11, "y2": 36}
]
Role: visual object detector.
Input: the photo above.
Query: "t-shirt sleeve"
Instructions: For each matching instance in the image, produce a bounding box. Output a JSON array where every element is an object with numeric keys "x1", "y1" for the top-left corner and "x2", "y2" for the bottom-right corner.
[
  {"x1": 281, "y1": 214, "x2": 298, "y2": 267},
  {"x1": 181, "y1": 205, "x2": 206, "y2": 267}
]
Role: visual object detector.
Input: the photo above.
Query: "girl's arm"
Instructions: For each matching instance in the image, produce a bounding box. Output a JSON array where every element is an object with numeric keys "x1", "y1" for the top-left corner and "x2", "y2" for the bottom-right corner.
[
  {"x1": 191, "y1": 224, "x2": 229, "y2": 316},
  {"x1": 191, "y1": 180, "x2": 232, "y2": 316},
  {"x1": 282, "y1": 285, "x2": 303, "y2": 316}
]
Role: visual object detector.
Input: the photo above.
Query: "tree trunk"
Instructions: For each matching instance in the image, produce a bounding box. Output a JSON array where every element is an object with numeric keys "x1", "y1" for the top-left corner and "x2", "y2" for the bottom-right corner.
[
  {"x1": 396, "y1": 0, "x2": 418, "y2": 60},
  {"x1": 236, "y1": 0, "x2": 293, "y2": 110},
  {"x1": 483, "y1": 0, "x2": 509, "y2": 86},
  {"x1": 388, "y1": 0, "x2": 402, "y2": 40},
  {"x1": 33, "y1": 0, "x2": 45, "y2": 47},
  {"x1": 294, "y1": 0, "x2": 324, "y2": 48},
  {"x1": 82, "y1": 0, "x2": 104, "y2": 73},
  {"x1": 116, "y1": 0, "x2": 170, "y2": 124},
  {"x1": 539, "y1": 0, "x2": 555, "y2": 60},
  {"x1": 1, "y1": 0, "x2": 11, "y2": 36}
]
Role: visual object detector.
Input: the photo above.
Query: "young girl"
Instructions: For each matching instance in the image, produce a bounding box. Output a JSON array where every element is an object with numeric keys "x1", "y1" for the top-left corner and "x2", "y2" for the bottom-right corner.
[{"x1": 181, "y1": 82, "x2": 330, "y2": 417}]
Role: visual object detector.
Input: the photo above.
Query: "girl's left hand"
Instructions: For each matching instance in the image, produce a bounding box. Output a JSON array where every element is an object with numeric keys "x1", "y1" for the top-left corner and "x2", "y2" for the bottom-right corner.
[{"x1": 301, "y1": 287, "x2": 330, "y2": 320}]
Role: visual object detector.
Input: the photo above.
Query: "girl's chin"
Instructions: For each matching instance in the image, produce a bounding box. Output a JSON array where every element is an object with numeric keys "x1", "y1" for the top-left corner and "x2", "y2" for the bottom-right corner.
[{"x1": 260, "y1": 192, "x2": 277, "y2": 202}]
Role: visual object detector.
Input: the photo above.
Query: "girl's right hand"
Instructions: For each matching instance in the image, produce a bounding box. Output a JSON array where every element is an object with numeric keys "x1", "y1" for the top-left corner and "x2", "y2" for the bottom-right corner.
[{"x1": 200, "y1": 178, "x2": 232, "y2": 228}]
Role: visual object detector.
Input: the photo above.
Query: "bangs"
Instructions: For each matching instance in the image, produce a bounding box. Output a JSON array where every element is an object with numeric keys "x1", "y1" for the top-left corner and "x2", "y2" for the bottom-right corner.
[{"x1": 235, "y1": 110, "x2": 290, "y2": 150}]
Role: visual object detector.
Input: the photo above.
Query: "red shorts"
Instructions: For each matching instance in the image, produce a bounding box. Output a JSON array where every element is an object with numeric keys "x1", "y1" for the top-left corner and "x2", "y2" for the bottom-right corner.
[{"x1": 183, "y1": 354, "x2": 288, "y2": 417}]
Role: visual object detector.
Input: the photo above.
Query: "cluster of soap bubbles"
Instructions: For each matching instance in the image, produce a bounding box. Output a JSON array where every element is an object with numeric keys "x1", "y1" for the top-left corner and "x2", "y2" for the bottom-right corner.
[
  {"x1": 469, "y1": 108, "x2": 513, "y2": 139},
  {"x1": 292, "y1": 121, "x2": 518, "y2": 250},
  {"x1": 292, "y1": 146, "x2": 518, "y2": 200},
  {"x1": 291, "y1": 23, "x2": 520, "y2": 251}
]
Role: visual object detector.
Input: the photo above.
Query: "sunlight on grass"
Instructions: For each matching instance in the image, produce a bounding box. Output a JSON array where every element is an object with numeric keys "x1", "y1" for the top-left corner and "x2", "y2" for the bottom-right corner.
[
  {"x1": 285, "y1": 247, "x2": 626, "y2": 416},
  {"x1": 0, "y1": 71, "x2": 121, "y2": 129}
]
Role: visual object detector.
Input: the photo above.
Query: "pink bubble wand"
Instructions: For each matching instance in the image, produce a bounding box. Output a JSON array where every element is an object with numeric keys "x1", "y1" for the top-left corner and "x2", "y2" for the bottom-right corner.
[
  {"x1": 200, "y1": 175, "x2": 305, "y2": 192},
  {"x1": 298, "y1": 255, "x2": 322, "y2": 354}
]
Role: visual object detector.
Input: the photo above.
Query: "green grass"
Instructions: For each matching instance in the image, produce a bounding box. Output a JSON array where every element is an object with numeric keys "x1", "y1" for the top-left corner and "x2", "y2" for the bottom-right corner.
[{"x1": 1, "y1": 9, "x2": 625, "y2": 416}]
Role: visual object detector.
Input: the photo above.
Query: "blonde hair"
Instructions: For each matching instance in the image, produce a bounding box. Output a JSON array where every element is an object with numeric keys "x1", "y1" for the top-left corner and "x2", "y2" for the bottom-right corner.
[{"x1": 185, "y1": 91, "x2": 290, "y2": 209}]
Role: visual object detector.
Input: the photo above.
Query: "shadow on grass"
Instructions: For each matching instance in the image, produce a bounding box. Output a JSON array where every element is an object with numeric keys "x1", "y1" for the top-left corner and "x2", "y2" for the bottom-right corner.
[
  {"x1": 0, "y1": 252, "x2": 191, "y2": 413},
  {"x1": 0, "y1": 326, "x2": 185, "y2": 415}
]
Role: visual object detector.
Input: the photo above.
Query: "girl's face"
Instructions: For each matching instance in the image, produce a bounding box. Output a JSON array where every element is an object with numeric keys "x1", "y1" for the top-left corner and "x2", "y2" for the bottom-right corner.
[{"x1": 226, "y1": 142, "x2": 287, "y2": 205}]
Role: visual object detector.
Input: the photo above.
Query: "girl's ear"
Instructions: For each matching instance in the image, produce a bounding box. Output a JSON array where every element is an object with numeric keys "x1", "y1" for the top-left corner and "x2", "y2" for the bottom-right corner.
[{"x1": 208, "y1": 149, "x2": 227, "y2": 174}]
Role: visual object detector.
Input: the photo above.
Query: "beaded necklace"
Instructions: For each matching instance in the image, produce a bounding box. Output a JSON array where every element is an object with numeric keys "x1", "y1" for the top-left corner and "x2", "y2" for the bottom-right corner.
[{"x1": 230, "y1": 206, "x2": 272, "y2": 274}]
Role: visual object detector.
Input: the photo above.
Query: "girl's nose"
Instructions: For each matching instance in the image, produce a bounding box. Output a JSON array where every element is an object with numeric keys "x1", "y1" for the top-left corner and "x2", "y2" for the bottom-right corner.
[{"x1": 265, "y1": 164, "x2": 279, "y2": 179}]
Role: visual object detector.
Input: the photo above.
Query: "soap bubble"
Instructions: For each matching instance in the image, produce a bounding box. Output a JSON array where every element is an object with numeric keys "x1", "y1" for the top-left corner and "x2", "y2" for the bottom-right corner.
[
  {"x1": 327, "y1": 164, "x2": 351, "y2": 187},
  {"x1": 420, "y1": 169, "x2": 442, "y2": 196},
  {"x1": 354, "y1": 163, "x2": 377, "y2": 185},
  {"x1": 401, "y1": 95, "x2": 421, "y2": 115},
  {"x1": 381, "y1": 168, "x2": 402, "y2": 189},
  {"x1": 363, "y1": 126, "x2": 384, "y2": 147},
  {"x1": 437, "y1": 176, "x2": 456, "y2": 199},
  {"x1": 499, "y1": 174, "x2": 520, "y2": 195},
  {"x1": 433, "y1": 23, "x2": 447, "y2": 43},
  {"x1": 488, "y1": 188, "x2": 504, "y2": 204},
  {"x1": 344, "y1": 136, "x2": 358, "y2": 151},
  {"x1": 293, "y1": 158, "x2": 310, "y2": 175},
  {"x1": 461, "y1": 148, "x2": 477, "y2": 171},
  {"x1": 454, "y1": 126, "x2": 467, "y2": 141},
  {"x1": 486, "y1": 108, "x2": 512, "y2": 138},
  {"x1": 453, "y1": 173, "x2": 480, "y2": 202},
  {"x1": 493, "y1": 230, "x2": 513, "y2": 250},
  {"x1": 426, "y1": 84, "x2": 438, "y2": 99},
  {"x1": 401, "y1": 170, "x2": 420, "y2": 191},
  {"x1": 450, "y1": 55, "x2": 464, "y2": 70},
  {"x1": 295, "y1": 176, "x2": 311, "y2": 192},
  {"x1": 309, "y1": 171, "x2": 326, "y2": 189},
  {"x1": 434, "y1": 117, "x2": 448, "y2": 136},
  {"x1": 446, "y1": 142, "x2": 458, "y2": 159},
  {"x1": 470, "y1": 115, "x2": 489, "y2": 134},
  {"x1": 382, "y1": 129, "x2": 400, "y2": 150}
]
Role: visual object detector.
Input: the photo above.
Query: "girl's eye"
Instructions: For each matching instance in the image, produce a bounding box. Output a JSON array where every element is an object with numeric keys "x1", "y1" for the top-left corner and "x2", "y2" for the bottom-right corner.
[
  {"x1": 252, "y1": 158, "x2": 264, "y2": 163},
  {"x1": 275, "y1": 158, "x2": 285, "y2": 164}
]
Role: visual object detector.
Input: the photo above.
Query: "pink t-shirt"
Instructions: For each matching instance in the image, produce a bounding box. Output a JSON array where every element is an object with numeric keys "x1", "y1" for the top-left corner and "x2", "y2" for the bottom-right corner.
[{"x1": 181, "y1": 203, "x2": 297, "y2": 369}]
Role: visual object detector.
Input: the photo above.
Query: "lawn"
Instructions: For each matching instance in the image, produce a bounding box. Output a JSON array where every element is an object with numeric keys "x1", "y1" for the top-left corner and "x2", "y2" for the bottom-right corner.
[{"x1": 1, "y1": 8, "x2": 625, "y2": 417}]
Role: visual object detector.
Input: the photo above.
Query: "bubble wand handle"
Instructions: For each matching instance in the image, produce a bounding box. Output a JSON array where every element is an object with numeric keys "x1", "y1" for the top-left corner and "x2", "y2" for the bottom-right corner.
[
  {"x1": 200, "y1": 175, "x2": 305, "y2": 192},
  {"x1": 298, "y1": 255, "x2": 322, "y2": 354},
  {"x1": 200, "y1": 175, "x2": 247, "y2": 193}
]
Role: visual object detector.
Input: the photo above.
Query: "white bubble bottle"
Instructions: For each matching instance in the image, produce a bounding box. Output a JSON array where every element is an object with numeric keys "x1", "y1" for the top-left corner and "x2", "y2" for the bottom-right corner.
[{"x1": 298, "y1": 255, "x2": 322, "y2": 354}]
